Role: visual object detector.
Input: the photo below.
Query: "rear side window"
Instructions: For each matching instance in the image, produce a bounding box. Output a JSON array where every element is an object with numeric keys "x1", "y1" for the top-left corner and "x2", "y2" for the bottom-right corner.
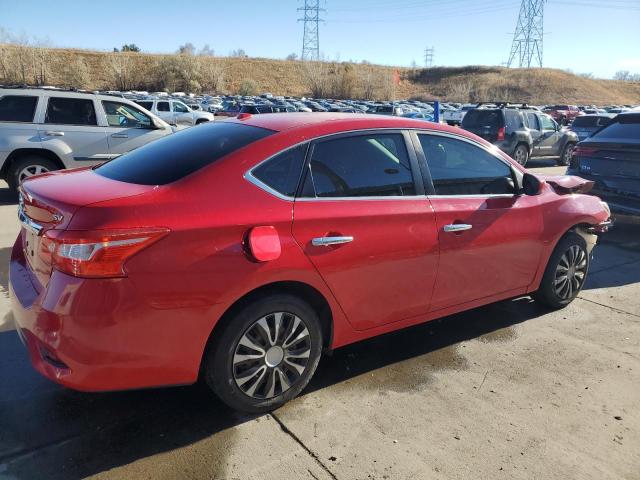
[
  {"x1": 136, "y1": 101, "x2": 153, "y2": 110},
  {"x1": 462, "y1": 110, "x2": 504, "y2": 128},
  {"x1": 504, "y1": 110, "x2": 523, "y2": 130},
  {"x1": 419, "y1": 134, "x2": 514, "y2": 196},
  {"x1": 592, "y1": 115, "x2": 640, "y2": 139},
  {"x1": 96, "y1": 122, "x2": 274, "y2": 185},
  {"x1": 524, "y1": 112, "x2": 539, "y2": 129},
  {"x1": 0, "y1": 95, "x2": 38, "y2": 122},
  {"x1": 252, "y1": 144, "x2": 307, "y2": 197},
  {"x1": 45, "y1": 97, "x2": 97, "y2": 125},
  {"x1": 303, "y1": 133, "x2": 415, "y2": 198},
  {"x1": 157, "y1": 101, "x2": 170, "y2": 112}
]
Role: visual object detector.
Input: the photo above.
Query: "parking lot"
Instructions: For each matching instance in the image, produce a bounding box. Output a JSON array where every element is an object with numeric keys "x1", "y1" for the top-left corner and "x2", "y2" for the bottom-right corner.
[{"x1": 0, "y1": 156, "x2": 638, "y2": 480}]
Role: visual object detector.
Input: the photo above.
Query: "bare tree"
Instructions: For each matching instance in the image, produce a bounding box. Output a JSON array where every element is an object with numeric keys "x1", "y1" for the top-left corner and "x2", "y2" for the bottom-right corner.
[
  {"x1": 177, "y1": 42, "x2": 196, "y2": 55},
  {"x1": 199, "y1": 44, "x2": 215, "y2": 56},
  {"x1": 286, "y1": 53, "x2": 298, "y2": 61},
  {"x1": 200, "y1": 58, "x2": 226, "y2": 93},
  {"x1": 230, "y1": 49, "x2": 246, "y2": 58},
  {"x1": 108, "y1": 53, "x2": 132, "y2": 90},
  {"x1": 60, "y1": 57, "x2": 90, "y2": 88},
  {"x1": 303, "y1": 60, "x2": 330, "y2": 98}
]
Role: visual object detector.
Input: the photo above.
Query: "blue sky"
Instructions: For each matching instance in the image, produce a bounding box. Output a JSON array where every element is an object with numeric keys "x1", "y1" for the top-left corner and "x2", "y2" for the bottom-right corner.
[{"x1": 2, "y1": 0, "x2": 639, "y2": 78}]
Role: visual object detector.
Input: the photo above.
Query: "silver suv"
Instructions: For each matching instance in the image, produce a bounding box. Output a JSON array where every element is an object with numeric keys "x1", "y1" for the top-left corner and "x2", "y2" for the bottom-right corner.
[
  {"x1": 0, "y1": 88, "x2": 173, "y2": 191},
  {"x1": 134, "y1": 99, "x2": 214, "y2": 126}
]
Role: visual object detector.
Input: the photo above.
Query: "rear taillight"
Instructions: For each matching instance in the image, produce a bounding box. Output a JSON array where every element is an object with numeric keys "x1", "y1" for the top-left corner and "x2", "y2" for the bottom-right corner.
[
  {"x1": 41, "y1": 228, "x2": 169, "y2": 278},
  {"x1": 571, "y1": 145, "x2": 597, "y2": 169},
  {"x1": 497, "y1": 127, "x2": 506, "y2": 141}
]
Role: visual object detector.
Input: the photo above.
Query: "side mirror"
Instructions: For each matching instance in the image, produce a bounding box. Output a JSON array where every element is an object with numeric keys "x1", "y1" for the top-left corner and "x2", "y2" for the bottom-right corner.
[{"x1": 522, "y1": 173, "x2": 542, "y2": 196}]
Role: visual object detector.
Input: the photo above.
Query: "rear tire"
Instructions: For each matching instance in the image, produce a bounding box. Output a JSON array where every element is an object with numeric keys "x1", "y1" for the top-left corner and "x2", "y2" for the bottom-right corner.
[
  {"x1": 557, "y1": 142, "x2": 575, "y2": 166},
  {"x1": 7, "y1": 155, "x2": 59, "y2": 192},
  {"x1": 204, "y1": 294, "x2": 323, "y2": 413},
  {"x1": 195, "y1": 119, "x2": 209, "y2": 125},
  {"x1": 532, "y1": 232, "x2": 589, "y2": 309},
  {"x1": 513, "y1": 144, "x2": 529, "y2": 166}
]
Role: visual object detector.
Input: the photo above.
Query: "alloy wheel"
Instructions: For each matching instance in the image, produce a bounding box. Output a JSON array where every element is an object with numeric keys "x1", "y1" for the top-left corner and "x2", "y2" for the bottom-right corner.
[
  {"x1": 514, "y1": 146, "x2": 527, "y2": 165},
  {"x1": 233, "y1": 312, "x2": 311, "y2": 399},
  {"x1": 562, "y1": 145, "x2": 574, "y2": 165},
  {"x1": 18, "y1": 165, "x2": 49, "y2": 183},
  {"x1": 554, "y1": 245, "x2": 587, "y2": 300}
]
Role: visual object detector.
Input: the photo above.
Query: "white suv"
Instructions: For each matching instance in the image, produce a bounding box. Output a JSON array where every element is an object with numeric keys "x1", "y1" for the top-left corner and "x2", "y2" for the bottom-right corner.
[
  {"x1": 135, "y1": 99, "x2": 214, "y2": 126},
  {"x1": 0, "y1": 88, "x2": 173, "y2": 191}
]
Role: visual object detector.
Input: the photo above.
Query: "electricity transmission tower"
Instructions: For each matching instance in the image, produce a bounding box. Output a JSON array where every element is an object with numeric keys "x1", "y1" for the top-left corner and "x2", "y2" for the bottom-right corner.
[
  {"x1": 507, "y1": 0, "x2": 546, "y2": 68},
  {"x1": 298, "y1": 0, "x2": 325, "y2": 61},
  {"x1": 424, "y1": 47, "x2": 434, "y2": 68}
]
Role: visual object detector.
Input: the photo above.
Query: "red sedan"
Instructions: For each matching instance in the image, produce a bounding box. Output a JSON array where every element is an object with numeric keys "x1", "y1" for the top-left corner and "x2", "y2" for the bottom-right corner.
[{"x1": 10, "y1": 113, "x2": 611, "y2": 412}]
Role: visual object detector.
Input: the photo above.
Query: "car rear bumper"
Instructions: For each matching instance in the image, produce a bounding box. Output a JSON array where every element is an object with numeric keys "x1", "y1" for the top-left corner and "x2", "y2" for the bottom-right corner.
[{"x1": 9, "y1": 234, "x2": 209, "y2": 392}]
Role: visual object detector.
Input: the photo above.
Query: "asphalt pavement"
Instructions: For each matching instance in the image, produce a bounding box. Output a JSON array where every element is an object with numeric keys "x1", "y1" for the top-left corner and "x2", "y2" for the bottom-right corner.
[{"x1": 0, "y1": 162, "x2": 638, "y2": 480}]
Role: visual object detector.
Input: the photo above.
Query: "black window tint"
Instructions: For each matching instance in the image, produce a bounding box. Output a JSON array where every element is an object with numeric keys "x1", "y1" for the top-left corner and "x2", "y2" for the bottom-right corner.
[
  {"x1": 0, "y1": 95, "x2": 38, "y2": 122},
  {"x1": 252, "y1": 144, "x2": 307, "y2": 197},
  {"x1": 136, "y1": 101, "x2": 153, "y2": 110},
  {"x1": 96, "y1": 122, "x2": 274, "y2": 185},
  {"x1": 592, "y1": 115, "x2": 640, "y2": 139},
  {"x1": 461, "y1": 109, "x2": 504, "y2": 128},
  {"x1": 419, "y1": 135, "x2": 514, "y2": 196},
  {"x1": 306, "y1": 133, "x2": 415, "y2": 198},
  {"x1": 45, "y1": 97, "x2": 97, "y2": 125},
  {"x1": 157, "y1": 101, "x2": 170, "y2": 112}
]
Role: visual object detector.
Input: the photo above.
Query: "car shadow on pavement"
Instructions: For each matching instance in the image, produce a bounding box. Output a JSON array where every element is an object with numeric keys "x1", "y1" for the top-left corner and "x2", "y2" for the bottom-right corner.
[
  {"x1": 0, "y1": 296, "x2": 545, "y2": 480},
  {"x1": 0, "y1": 186, "x2": 17, "y2": 206},
  {"x1": 584, "y1": 223, "x2": 640, "y2": 290}
]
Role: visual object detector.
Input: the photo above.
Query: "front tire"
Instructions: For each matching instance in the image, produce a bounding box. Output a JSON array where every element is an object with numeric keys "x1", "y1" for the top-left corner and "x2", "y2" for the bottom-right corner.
[
  {"x1": 558, "y1": 142, "x2": 575, "y2": 166},
  {"x1": 513, "y1": 144, "x2": 529, "y2": 166},
  {"x1": 204, "y1": 294, "x2": 323, "y2": 413},
  {"x1": 7, "y1": 155, "x2": 59, "y2": 192},
  {"x1": 533, "y1": 232, "x2": 590, "y2": 309}
]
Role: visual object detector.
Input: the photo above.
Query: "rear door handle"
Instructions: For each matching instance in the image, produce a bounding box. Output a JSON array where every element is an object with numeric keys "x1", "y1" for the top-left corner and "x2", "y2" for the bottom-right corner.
[
  {"x1": 111, "y1": 133, "x2": 128, "y2": 138},
  {"x1": 444, "y1": 224, "x2": 472, "y2": 233},
  {"x1": 311, "y1": 236, "x2": 354, "y2": 247},
  {"x1": 44, "y1": 131, "x2": 64, "y2": 136}
]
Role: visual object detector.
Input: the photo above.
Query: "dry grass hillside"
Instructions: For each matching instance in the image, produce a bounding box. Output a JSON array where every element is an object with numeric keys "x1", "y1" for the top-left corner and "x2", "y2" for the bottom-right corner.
[{"x1": 1, "y1": 44, "x2": 639, "y2": 104}]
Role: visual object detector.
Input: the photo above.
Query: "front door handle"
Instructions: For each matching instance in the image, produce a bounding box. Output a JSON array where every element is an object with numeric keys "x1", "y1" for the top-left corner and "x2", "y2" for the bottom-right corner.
[
  {"x1": 44, "y1": 131, "x2": 64, "y2": 136},
  {"x1": 311, "y1": 236, "x2": 354, "y2": 247},
  {"x1": 111, "y1": 133, "x2": 128, "y2": 138},
  {"x1": 444, "y1": 224, "x2": 472, "y2": 233}
]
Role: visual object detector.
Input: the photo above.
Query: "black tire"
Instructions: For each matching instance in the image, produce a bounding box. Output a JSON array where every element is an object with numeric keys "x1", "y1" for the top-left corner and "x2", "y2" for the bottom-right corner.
[
  {"x1": 204, "y1": 294, "x2": 323, "y2": 413},
  {"x1": 7, "y1": 155, "x2": 59, "y2": 192},
  {"x1": 557, "y1": 142, "x2": 575, "y2": 166},
  {"x1": 513, "y1": 144, "x2": 529, "y2": 166},
  {"x1": 195, "y1": 119, "x2": 209, "y2": 125},
  {"x1": 532, "y1": 232, "x2": 590, "y2": 309},
  {"x1": 559, "y1": 116, "x2": 567, "y2": 126}
]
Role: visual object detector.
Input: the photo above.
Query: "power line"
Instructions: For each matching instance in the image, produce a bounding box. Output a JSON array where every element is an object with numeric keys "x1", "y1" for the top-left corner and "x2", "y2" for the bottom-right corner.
[
  {"x1": 298, "y1": 0, "x2": 325, "y2": 61},
  {"x1": 507, "y1": 0, "x2": 546, "y2": 68}
]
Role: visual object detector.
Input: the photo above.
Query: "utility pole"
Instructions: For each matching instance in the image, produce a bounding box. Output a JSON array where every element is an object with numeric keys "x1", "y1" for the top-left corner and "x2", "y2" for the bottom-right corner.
[
  {"x1": 298, "y1": 0, "x2": 325, "y2": 61},
  {"x1": 507, "y1": 0, "x2": 546, "y2": 68},
  {"x1": 424, "y1": 47, "x2": 434, "y2": 68}
]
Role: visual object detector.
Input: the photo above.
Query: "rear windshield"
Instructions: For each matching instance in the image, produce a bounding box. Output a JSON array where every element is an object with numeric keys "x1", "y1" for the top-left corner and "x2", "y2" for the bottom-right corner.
[
  {"x1": 462, "y1": 109, "x2": 504, "y2": 128},
  {"x1": 572, "y1": 116, "x2": 611, "y2": 128},
  {"x1": 96, "y1": 122, "x2": 274, "y2": 185},
  {"x1": 591, "y1": 115, "x2": 640, "y2": 140}
]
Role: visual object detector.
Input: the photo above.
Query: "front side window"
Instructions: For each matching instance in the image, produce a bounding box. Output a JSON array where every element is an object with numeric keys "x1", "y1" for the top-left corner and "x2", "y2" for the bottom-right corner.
[
  {"x1": 0, "y1": 95, "x2": 39, "y2": 122},
  {"x1": 173, "y1": 102, "x2": 189, "y2": 113},
  {"x1": 252, "y1": 144, "x2": 307, "y2": 197},
  {"x1": 419, "y1": 134, "x2": 514, "y2": 196},
  {"x1": 96, "y1": 122, "x2": 274, "y2": 185},
  {"x1": 157, "y1": 101, "x2": 170, "y2": 112},
  {"x1": 538, "y1": 114, "x2": 556, "y2": 131},
  {"x1": 304, "y1": 133, "x2": 415, "y2": 198},
  {"x1": 45, "y1": 97, "x2": 97, "y2": 125},
  {"x1": 102, "y1": 101, "x2": 152, "y2": 128}
]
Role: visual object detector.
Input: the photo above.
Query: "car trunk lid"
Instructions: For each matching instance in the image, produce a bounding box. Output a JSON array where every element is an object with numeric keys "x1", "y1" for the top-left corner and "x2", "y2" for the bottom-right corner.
[
  {"x1": 575, "y1": 140, "x2": 640, "y2": 196},
  {"x1": 19, "y1": 168, "x2": 155, "y2": 288}
]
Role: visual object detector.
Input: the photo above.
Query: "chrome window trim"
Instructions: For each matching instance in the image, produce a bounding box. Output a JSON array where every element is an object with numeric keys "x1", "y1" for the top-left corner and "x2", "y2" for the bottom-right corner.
[{"x1": 244, "y1": 127, "x2": 520, "y2": 202}]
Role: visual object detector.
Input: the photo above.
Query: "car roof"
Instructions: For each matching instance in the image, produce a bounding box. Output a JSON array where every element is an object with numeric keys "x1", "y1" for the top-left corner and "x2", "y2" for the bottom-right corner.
[
  {"x1": 225, "y1": 112, "x2": 462, "y2": 135},
  {"x1": 0, "y1": 87, "x2": 139, "y2": 104}
]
